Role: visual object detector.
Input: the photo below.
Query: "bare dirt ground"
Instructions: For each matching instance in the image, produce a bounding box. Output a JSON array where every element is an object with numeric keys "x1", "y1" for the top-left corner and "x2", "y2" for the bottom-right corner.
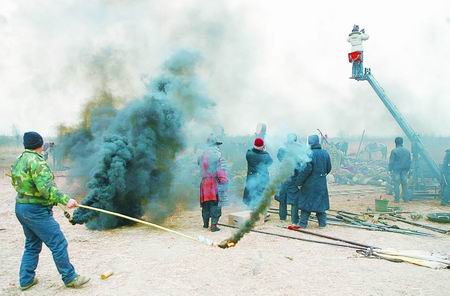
[{"x1": 1, "y1": 152, "x2": 450, "y2": 295}]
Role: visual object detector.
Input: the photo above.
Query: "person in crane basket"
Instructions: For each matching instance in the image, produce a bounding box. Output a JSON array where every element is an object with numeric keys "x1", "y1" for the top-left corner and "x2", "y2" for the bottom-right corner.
[{"x1": 347, "y1": 24, "x2": 369, "y2": 79}]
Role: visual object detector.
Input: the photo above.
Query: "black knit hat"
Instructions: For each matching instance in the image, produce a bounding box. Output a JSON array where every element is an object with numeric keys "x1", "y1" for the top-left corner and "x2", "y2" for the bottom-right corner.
[{"x1": 23, "y1": 132, "x2": 44, "y2": 150}]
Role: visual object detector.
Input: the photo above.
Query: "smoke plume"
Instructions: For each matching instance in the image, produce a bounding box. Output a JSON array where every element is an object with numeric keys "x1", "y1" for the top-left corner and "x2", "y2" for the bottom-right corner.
[
  {"x1": 62, "y1": 50, "x2": 213, "y2": 230},
  {"x1": 220, "y1": 142, "x2": 311, "y2": 248}
]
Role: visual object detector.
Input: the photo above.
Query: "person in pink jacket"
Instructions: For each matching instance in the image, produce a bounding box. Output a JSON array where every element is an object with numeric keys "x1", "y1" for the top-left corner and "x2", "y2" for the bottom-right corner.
[
  {"x1": 198, "y1": 135, "x2": 228, "y2": 232},
  {"x1": 347, "y1": 25, "x2": 369, "y2": 79}
]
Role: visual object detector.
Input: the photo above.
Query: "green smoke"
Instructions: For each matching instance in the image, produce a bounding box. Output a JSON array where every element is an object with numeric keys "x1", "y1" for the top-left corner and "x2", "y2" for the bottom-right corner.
[{"x1": 220, "y1": 143, "x2": 311, "y2": 247}]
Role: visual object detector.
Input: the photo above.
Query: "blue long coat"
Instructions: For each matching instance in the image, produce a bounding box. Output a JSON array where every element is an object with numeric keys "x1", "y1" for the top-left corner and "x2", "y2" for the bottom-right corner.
[
  {"x1": 243, "y1": 148, "x2": 273, "y2": 206},
  {"x1": 294, "y1": 144, "x2": 332, "y2": 212}
]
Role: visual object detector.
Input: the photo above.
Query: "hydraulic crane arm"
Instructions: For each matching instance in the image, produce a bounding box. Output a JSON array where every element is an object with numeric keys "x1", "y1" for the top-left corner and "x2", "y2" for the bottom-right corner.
[{"x1": 362, "y1": 69, "x2": 442, "y2": 180}]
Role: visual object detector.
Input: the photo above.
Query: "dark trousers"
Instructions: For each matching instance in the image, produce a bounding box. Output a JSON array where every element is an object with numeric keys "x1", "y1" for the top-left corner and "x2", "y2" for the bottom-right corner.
[
  {"x1": 278, "y1": 199, "x2": 299, "y2": 224},
  {"x1": 352, "y1": 60, "x2": 364, "y2": 78},
  {"x1": 290, "y1": 203, "x2": 299, "y2": 225},
  {"x1": 15, "y1": 204, "x2": 77, "y2": 286},
  {"x1": 201, "y1": 201, "x2": 221, "y2": 227},
  {"x1": 278, "y1": 198, "x2": 287, "y2": 220},
  {"x1": 392, "y1": 170, "x2": 409, "y2": 202},
  {"x1": 299, "y1": 210, "x2": 327, "y2": 228}
]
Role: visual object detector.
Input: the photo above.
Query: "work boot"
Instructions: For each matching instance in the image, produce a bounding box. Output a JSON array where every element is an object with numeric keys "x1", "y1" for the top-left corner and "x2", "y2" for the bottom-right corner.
[
  {"x1": 66, "y1": 275, "x2": 90, "y2": 288},
  {"x1": 210, "y1": 224, "x2": 221, "y2": 232},
  {"x1": 203, "y1": 224, "x2": 209, "y2": 229},
  {"x1": 20, "y1": 278, "x2": 38, "y2": 291}
]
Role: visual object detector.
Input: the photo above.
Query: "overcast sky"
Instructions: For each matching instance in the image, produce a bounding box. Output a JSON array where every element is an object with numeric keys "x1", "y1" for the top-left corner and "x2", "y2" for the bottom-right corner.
[{"x1": 1, "y1": 0, "x2": 449, "y2": 138}]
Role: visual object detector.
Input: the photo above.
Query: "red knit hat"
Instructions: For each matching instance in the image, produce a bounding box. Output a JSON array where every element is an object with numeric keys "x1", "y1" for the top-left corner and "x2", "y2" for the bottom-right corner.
[{"x1": 254, "y1": 137, "x2": 264, "y2": 148}]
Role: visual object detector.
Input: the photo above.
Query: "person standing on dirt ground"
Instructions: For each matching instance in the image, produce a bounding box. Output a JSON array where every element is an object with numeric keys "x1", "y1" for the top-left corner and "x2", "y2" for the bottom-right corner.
[
  {"x1": 243, "y1": 137, "x2": 273, "y2": 209},
  {"x1": 291, "y1": 134, "x2": 332, "y2": 229},
  {"x1": 388, "y1": 137, "x2": 411, "y2": 203},
  {"x1": 441, "y1": 149, "x2": 450, "y2": 206},
  {"x1": 198, "y1": 134, "x2": 228, "y2": 232},
  {"x1": 275, "y1": 133, "x2": 301, "y2": 223},
  {"x1": 10, "y1": 131, "x2": 90, "y2": 291}
]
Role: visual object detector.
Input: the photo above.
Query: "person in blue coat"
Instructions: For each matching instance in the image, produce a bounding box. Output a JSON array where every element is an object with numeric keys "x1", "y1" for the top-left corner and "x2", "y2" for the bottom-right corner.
[
  {"x1": 293, "y1": 134, "x2": 332, "y2": 228},
  {"x1": 243, "y1": 138, "x2": 273, "y2": 208},
  {"x1": 275, "y1": 133, "x2": 301, "y2": 223}
]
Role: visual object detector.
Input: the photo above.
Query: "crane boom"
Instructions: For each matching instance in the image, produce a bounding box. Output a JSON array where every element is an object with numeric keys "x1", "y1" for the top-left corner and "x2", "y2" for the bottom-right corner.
[{"x1": 360, "y1": 68, "x2": 441, "y2": 181}]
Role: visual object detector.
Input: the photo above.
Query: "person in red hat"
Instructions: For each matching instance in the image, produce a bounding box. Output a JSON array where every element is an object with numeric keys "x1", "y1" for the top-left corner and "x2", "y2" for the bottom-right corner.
[{"x1": 243, "y1": 138, "x2": 273, "y2": 208}]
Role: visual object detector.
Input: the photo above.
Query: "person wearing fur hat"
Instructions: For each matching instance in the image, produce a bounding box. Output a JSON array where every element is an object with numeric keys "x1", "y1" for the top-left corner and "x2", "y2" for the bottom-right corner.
[
  {"x1": 10, "y1": 132, "x2": 89, "y2": 290},
  {"x1": 243, "y1": 138, "x2": 273, "y2": 208}
]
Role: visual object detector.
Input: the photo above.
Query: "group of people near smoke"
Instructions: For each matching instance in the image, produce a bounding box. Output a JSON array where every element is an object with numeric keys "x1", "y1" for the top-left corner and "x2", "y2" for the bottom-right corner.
[
  {"x1": 8, "y1": 130, "x2": 450, "y2": 291},
  {"x1": 198, "y1": 133, "x2": 333, "y2": 231},
  {"x1": 198, "y1": 134, "x2": 450, "y2": 233}
]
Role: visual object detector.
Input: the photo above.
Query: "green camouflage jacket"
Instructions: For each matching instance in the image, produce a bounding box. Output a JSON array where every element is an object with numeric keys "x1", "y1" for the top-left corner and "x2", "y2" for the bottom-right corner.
[{"x1": 11, "y1": 149, "x2": 69, "y2": 206}]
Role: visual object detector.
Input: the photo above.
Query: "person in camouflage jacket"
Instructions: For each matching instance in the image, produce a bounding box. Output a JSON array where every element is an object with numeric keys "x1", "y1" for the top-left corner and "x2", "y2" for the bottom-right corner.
[
  {"x1": 12, "y1": 150, "x2": 70, "y2": 206},
  {"x1": 11, "y1": 132, "x2": 89, "y2": 290}
]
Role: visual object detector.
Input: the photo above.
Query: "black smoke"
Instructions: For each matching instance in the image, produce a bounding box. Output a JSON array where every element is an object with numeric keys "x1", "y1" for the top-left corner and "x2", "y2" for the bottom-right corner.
[{"x1": 61, "y1": 50, "x2": 213, "y2": 230}]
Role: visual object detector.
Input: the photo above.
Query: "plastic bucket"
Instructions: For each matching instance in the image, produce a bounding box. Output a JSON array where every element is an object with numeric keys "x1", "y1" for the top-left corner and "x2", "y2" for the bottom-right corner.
[{"x1": 375, "y1": 199, "x2": 389, "y2": 212}]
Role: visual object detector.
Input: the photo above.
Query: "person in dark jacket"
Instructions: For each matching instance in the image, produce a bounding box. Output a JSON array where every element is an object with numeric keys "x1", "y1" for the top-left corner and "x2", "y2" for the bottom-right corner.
[
  {"x1": 243, "y1": 138, "x2": 273, "y2": 208},
  {"x1": 275, "y1": 133, "x2": 303, "y2": 224},
  {"x1": 388, "y1": 137, "x2": 411, "y2": 202},
  {"x1": 293, "y1": 134, "x2": 332, "y2": 228},
  {"x1": 441, "y1": 149, "x2": 450, "y2": 206}
]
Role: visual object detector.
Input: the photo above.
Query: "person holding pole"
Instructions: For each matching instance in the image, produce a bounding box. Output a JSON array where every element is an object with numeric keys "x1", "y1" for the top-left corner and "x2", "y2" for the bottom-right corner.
[{"x1": 10, "y1": 131, "x2": 90, "y2": 290}]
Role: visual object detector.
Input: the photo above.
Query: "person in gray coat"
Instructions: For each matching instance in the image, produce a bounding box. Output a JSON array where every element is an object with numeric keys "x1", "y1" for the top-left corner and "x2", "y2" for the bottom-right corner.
[{"x1": 388, "y1": 137, "x2": 411, "y2": 202}]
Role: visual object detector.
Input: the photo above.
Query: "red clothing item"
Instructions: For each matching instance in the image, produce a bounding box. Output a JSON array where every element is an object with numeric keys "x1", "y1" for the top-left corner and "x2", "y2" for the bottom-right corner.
[
  {"x1": 199, "y1": 149, "x2": 228, "y2": 204},
  {"x1": 200, "y1": 177, "x2": 218, "y2": 204},
  {"x1": 348, "y1": 51, "x2": 363, "y2": 63}
]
